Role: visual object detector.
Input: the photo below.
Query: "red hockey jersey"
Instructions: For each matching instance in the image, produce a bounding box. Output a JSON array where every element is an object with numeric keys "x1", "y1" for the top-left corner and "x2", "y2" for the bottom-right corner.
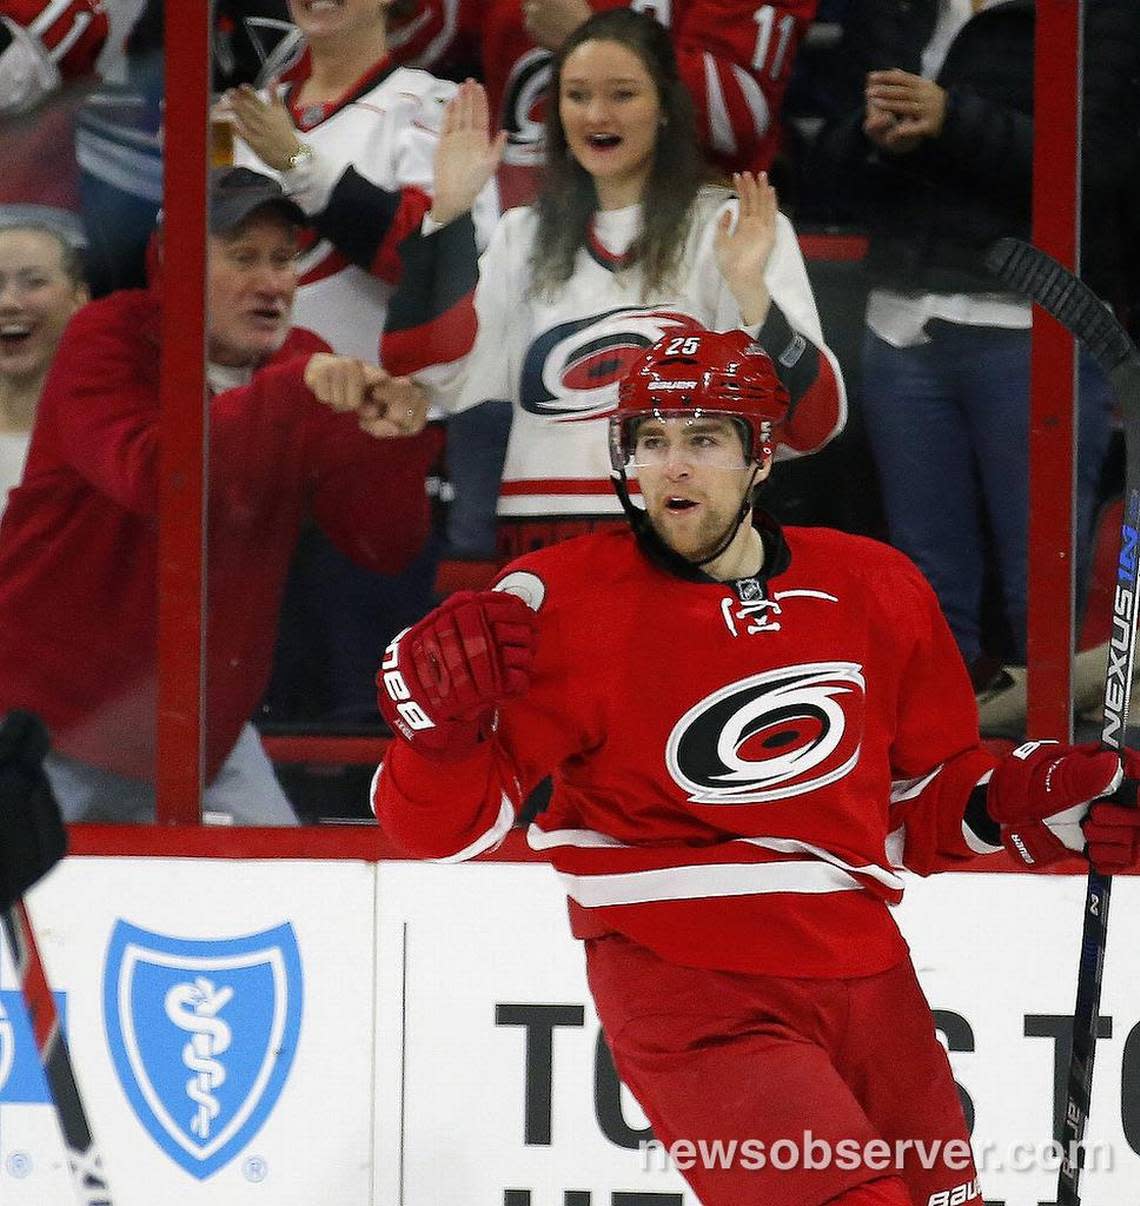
[{"x1": 374, "y1": 522, "x2": 1000, "y2": 978}]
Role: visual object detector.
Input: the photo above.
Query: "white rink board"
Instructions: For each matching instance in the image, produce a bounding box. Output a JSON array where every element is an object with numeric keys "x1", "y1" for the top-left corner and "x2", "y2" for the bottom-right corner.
[
  {"x1": 0, "y1": 857, "x2": 376, "y2": 1206},
  {"x1": 375, "y1": 862, "x2": 1140, "y2": 1206},
  {"x1": 3, "y1": 856, "x2": 1140, "y2": 1205}
]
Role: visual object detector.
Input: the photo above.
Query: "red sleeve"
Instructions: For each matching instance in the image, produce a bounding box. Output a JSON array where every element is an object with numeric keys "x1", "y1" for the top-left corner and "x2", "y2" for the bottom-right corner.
[
  {"x1": 882, "y1": 557, "x2": 1000, "y2": 874},
  {"x1": 44, "y1": 298, "x2": 169, "y2": 516},
  {"x1": 670, "y1": 0, "x2": 818, "y2": 173},
  {"x1": 305, "y1": 419, "x2": 443, "y2": 576}
]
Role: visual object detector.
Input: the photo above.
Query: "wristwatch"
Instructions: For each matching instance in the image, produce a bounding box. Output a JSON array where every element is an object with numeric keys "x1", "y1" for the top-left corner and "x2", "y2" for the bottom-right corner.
[{"x1": 283, "y1": 143, "x2": 314, "y2": 173}]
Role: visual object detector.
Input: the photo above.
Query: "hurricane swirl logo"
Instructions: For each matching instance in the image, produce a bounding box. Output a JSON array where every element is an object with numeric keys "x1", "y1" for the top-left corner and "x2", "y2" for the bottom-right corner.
[
  {"x1": 666, "y1": 662, "x2": 865, "y2": 805},
  {"x1": 501, "y1": 48, "x2": 554, "y2": 164},
  {"x1": 520, "y1": 307, "x2": 699, "y2": 421}
]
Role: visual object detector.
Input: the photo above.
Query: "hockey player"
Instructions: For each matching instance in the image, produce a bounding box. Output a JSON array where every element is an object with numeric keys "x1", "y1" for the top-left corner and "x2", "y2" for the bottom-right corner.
[
  {"x1": 381, "y1": 9, "x2": 844, "y2": 561},
  {"x1": 372, "y1": 329, "x2": 1140, "y2": 1205}
]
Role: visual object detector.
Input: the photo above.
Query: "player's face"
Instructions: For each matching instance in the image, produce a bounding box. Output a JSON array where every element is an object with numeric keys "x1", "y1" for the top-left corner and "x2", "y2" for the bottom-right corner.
[
  {"x1": 207, "y1": 212, "x2": 299, "y2": 369},
  {"x1": 287, "y1": 0, "x2": 387, "y2": 39},
  {"x1": 559, "y1": 39, "x2": 662, "y2": 208},
  {"x1": 0, "y1": 229, "x2": 87, "y2": 385},
  {"x1": 635, "y1": 415, "x2": 769, "y2": 564}
]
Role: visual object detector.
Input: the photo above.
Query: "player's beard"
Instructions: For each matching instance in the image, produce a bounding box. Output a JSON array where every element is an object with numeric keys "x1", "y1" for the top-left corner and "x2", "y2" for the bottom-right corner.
[{"x1": 646, "y1": 497, "x2": 739, "y2": 565}]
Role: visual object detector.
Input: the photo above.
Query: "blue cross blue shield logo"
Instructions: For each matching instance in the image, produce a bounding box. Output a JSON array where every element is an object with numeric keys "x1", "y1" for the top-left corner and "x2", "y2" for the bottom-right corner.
[{"x1": 103, "y1": 921, "x2": 303, "y2": 1180}]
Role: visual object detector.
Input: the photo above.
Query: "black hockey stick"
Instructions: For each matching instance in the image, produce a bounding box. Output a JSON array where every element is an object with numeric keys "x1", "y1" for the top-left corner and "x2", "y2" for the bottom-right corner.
[
  {"x1": 986, "y1": 236, "x2": 1140, "y2": 1206},
  {"x1": 1, "y1": 900, "x2": 114, "y2": 1205}
]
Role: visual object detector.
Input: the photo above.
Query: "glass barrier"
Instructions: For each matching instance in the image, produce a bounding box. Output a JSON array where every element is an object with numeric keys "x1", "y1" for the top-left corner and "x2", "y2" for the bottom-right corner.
[{"x1": 0, "y1": 0, "x2": 1135, "y2": 828}]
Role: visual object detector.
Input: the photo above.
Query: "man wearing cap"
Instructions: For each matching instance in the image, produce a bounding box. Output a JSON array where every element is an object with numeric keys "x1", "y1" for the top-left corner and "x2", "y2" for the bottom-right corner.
[{"x1": 0, "y1": 167, "x2": 438, "y2": 824}]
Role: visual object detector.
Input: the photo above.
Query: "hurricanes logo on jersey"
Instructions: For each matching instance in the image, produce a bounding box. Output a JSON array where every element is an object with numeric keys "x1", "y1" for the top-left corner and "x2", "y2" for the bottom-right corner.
[
  {"x1": 520, "y1": 307, "x2": 699, "y2": 421},
  {"x1": 665, "y1": 662, "x2": 865, "y2": 805},
  {"x1": 501, "y1": 47, "x2": 553, "y2": 164}
]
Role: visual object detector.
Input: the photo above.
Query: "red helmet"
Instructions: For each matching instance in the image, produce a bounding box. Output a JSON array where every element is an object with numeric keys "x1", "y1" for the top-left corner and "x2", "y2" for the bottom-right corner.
[{"x1": 609, "y1": 329, "x2": 789, "y2": 473}]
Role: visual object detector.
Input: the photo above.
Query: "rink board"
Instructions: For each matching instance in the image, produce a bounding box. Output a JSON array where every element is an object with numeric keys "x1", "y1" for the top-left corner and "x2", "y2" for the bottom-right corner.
[{"x1": 2, "y1": 858, "x2": 1139, "y2": 1205}]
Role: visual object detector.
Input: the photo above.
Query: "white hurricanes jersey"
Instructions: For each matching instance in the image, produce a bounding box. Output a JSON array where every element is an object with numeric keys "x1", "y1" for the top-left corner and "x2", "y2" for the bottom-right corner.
[
  {"x1": 235, "y1": 60, "x2": 500, "y2": 364},
  {"x1": 412, "y1": 188, "x2": 845, "y2": 518}
]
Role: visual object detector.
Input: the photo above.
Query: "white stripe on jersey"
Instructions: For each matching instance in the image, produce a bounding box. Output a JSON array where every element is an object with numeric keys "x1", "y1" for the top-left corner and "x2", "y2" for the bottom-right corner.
[
  {"x1": 530, "y1": 825, "x2": 905, "y2": 893},
  {"x1": 431, "y1": 796, "x2": 516, "y2": 862},
  {"x1": 557, "y1": 859, "x2": 866, "y2": 908},
  {"x1": 703, "y1": 51, "x2": 737, "y2": 158},
  {"x1": 731, "y1": 62, "x2": 772, "y2": 140}
]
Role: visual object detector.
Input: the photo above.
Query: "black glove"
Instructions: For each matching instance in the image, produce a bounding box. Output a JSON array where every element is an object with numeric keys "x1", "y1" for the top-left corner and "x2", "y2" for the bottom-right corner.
[{"x1": 0, "y1": 711, "x2": 67, "y2": 911}]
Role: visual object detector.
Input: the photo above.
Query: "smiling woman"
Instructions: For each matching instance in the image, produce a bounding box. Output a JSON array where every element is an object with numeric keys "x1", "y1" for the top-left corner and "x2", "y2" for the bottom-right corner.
[{"x1": 0, "y1": 220, "x2": 88, "y2": 520}]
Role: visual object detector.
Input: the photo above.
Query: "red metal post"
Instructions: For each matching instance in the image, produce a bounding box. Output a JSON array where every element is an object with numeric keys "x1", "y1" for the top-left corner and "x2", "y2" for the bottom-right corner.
[
  {"x1": 157, "y1": 4, "x2": 210, "y2": 822},
  {"x1": 1027, "y1": 0, "x2": 1081, "y2": 740}
]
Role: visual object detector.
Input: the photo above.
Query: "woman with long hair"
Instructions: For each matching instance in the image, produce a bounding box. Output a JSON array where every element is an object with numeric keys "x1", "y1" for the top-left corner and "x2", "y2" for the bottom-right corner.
[{"x1": 382, "y1": 8, "x2": 845, "y2": 560}]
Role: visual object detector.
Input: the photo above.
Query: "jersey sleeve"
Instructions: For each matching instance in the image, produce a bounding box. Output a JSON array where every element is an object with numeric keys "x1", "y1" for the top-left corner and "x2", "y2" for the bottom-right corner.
[
  {"x1": 705, "y1": 202, "x2": 846, "y2": 457},
  {"x1": 669, "y1": 0, "x2": 818, "y2": 173},
  {"x1": 882, "y1": 557, "x2": 1000, "y2": 874},
  {"x1": 380, "y1": 208, "x2": 522, "y2": 413}
]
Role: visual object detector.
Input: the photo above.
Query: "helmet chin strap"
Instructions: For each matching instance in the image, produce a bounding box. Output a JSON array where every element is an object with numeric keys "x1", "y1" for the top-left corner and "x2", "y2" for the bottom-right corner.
[
  {"x1": 612, "y1": 462, "x2": 763, "y2": 580},
  {"x1": 694, "y1": 463, "x2": 762, "y2": 569}
]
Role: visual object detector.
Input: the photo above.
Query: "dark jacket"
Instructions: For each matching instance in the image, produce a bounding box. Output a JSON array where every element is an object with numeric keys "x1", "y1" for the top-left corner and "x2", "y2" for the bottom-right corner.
[{"x1": 811, "y1": 0, "x2": 1140, "y2": 301}]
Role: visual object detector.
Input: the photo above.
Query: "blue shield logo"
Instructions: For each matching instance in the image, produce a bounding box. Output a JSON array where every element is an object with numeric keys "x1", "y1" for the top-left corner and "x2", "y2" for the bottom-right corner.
[
  {"x1": 103, "y1": 922, "x2": 303, "y2": 1179},
  {"x1": 0, "y1": 989, "x2": 67, "y2": 1103}
]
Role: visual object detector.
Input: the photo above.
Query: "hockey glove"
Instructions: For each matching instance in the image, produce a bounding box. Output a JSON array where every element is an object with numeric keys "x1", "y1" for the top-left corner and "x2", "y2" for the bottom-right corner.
[
  {"x1": 376, "y1": 590, "x2": 538, "y2": 761},
  {"x1": 1082, "y1": 749, "x2": 1140, "y2": 874},
  {"x1": 0, "y1": 711, "x2": 67, "y2": 912},
  {"x1": 986, "y1": 740, "x2": 1122, "y2": 869}
]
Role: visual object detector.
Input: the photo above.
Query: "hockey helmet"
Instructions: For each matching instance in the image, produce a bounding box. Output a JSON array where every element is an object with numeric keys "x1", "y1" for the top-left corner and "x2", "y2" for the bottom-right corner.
[{"x1": 609, "y1": 329, "x2": 789, "y2": 474}]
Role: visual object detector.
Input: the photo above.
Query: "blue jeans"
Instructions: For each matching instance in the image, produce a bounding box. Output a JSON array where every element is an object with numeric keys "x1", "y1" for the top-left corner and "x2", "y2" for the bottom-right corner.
[{"x1": 862, "y1": 321, "x2": 1112, "y2": 665}]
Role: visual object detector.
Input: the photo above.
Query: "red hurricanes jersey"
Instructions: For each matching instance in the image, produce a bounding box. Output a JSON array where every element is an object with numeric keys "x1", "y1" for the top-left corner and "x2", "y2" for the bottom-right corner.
[
  {"x1": 397, "y1": 0, "x2": 818, "y2": 209},
  {"x1": 374, "y1": 523, "x2": 1000, "y2": 978}
]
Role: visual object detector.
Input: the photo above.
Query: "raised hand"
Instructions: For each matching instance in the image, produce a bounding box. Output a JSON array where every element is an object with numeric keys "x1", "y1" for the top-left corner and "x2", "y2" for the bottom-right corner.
[
  {"x1": 224, "y1": 84, "x2": 307, "y2": 173},
  {"x1": 430, "y1": 80, "x2": 508, "y2": 226},
  {"x1": 714, "y1": 172, "x2": 778, "y2": 328}
]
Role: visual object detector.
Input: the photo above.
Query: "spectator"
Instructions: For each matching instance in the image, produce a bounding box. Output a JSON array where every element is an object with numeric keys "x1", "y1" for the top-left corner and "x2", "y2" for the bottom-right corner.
[
  {"x1": 0, "y1": 213, "x2": 89, "y2": 519},
  {"x1": 381, "y1": 9, "x2": 844, "y2": 564},
  {"x1": 0, "y1": 167, "x2": 439, "y2": 824},
  {"x1": 226, "y1": 0, "x2": 506, "y2": 723},
  {"x1": 810, "y1": 0, "x2": 1139, "y2": 687},
  {"x1": 392, "y1": 0, "x2": 821, "y2": 209}
]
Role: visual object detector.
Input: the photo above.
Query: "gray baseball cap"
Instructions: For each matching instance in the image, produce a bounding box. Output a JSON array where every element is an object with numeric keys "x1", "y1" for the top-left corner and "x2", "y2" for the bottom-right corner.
[{"x1": 209, "y1": 167, "x2": 306, "y2": 235}]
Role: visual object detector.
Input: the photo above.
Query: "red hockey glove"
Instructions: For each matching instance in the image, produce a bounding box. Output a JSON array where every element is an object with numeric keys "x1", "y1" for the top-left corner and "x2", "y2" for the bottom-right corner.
[
  {"x1": 1082, "y1": 750, "x2": 1140, "y2": 874},
  {"x1": 986, "y1": 740, "x2": 1122, "y2": 868},
  {"x1": 376, "y1": 589, "x2": 538, "y2": 761}
]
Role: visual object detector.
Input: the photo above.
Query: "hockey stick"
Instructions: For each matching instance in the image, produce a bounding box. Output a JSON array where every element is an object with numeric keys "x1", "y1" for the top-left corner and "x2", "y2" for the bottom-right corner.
[
  {"x1": 1, "y1": 901, "x2": 114, "y2": 1205},
  {"x1": 986, "y1": 236, "x2": 1140, "y2": 1206}
]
